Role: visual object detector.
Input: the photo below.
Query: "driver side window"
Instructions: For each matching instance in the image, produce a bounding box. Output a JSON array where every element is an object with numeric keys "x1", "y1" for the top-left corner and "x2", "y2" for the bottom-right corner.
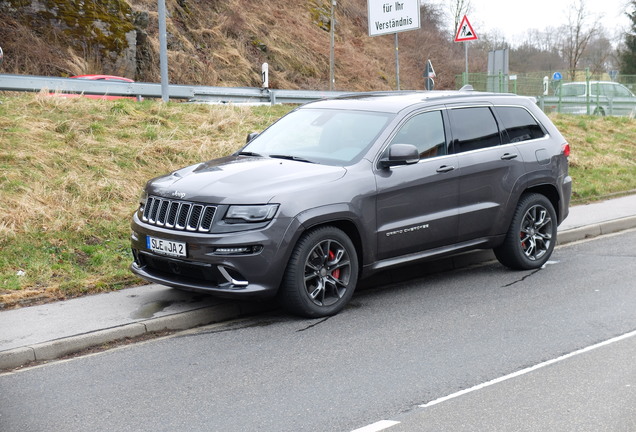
[{"x1": 390, "y1": 111, "x2": 446, "y2": 160}]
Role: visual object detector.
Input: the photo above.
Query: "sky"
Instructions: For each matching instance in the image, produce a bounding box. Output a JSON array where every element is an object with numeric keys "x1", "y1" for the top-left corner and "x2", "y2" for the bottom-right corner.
[{"x1": 429, "y1": 0, "x2": 632, "y2": 46}]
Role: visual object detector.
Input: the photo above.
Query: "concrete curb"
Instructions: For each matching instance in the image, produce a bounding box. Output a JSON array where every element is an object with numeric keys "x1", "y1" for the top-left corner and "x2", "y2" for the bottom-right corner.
[
  {"x1": 557, "y1": 215, "x2": 636, "y2": 245},
  {"x1": 0, "y1": 302, "x2": 275, "y2": 371},
  {"x1": 2, "y1": 216, "x2": 636, "y2": 371}
]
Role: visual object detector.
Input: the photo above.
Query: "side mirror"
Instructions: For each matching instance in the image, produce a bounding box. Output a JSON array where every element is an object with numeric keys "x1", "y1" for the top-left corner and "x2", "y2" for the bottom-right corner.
[
  {"x1": 246, "y1": 132, "x2": 259, "y2": 143},
  {"x1": 379, "y1": 144, "x2": 420, "y2": 168}
]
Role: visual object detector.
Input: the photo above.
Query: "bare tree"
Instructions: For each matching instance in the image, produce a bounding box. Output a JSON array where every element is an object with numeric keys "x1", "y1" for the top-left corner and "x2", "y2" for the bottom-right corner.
[
  {"x1": 561, "y1": 0, "x2": 600, "y2": 80},
  {"x1": 583, "y1": 31, "x2": 616, "y2": 77},
  {"x1": 449, "y1": 0, "x2": 471, "y2": 39},
  {"x1": 522, "y1": 27, "x2": 563, "y2": 54}
]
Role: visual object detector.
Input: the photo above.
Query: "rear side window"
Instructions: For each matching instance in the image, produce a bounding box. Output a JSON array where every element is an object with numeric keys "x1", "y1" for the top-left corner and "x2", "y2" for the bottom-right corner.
[
  {"x1": 495, "y1": 106, "x2": 545, "y2": 143},
  {"x1": 448, "y1": 107, "x2": 500, "y2": 153},
  {"x1": 610, "y1": 84, "x2": 633, "y2": 97}
]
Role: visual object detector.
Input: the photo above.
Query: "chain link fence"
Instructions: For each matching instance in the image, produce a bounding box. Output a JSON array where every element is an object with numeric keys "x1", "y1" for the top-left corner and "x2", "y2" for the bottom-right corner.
[{"x1": 455, "y1": 71, "x2": 636, "y2": 117}]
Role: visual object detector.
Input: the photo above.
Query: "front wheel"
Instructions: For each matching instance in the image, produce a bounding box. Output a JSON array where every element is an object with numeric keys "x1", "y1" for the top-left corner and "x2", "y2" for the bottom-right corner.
[
  {"x1": 279, "y1": 226, "x2": 358, "y2": 318},
  {"x1": 494, "y1": 193, "x2": 557, "y2": 270}
]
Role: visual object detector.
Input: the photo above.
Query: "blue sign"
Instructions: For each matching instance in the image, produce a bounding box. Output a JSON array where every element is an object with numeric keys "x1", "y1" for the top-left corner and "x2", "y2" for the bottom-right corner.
[{"x1": 552, "y1": 72, "x2": 562, "y2": 81}]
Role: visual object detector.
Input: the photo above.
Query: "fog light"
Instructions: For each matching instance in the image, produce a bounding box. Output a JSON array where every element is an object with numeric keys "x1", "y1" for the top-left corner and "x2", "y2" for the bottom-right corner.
[{"x1": 213, "y1": 245, "x2": 262, "y2": 255}]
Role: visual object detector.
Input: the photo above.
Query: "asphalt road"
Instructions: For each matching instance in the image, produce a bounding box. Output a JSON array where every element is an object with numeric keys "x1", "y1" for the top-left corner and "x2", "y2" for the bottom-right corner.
[{"x1": 1, "y1": 230, "x2": 635, "y2": 432}]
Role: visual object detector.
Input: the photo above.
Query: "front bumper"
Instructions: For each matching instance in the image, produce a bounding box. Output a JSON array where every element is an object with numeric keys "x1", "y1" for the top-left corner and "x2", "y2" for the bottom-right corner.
[{"x1": 130, "y1": 212, "x2": 298, "y2": 299}]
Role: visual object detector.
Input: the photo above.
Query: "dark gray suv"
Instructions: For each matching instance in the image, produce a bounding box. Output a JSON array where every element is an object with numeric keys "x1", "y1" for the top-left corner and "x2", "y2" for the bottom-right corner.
[{"x1": 131, "y1": 90, "x2": 572, "y2": 317}]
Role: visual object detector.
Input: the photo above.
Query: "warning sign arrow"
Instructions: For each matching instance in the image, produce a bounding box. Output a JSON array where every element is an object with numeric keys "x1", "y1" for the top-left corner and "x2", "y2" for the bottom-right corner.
[{"x1": 454, "y1": 15, "x2": 478, "y2": 42}]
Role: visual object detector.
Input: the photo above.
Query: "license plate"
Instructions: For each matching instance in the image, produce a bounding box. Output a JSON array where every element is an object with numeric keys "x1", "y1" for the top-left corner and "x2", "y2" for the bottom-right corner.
[{"x1": 146, "y1": 236, "x2": 187, "y2": 258}]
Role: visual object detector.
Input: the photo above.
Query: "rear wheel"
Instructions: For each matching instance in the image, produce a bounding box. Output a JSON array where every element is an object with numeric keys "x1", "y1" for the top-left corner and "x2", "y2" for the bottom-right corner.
[
  {"x1": 494, "y1": 193, "x2": 557, "y2": 270},
  {"x1": 279, "y1": 226, "x2": 358, "y2": 318}
]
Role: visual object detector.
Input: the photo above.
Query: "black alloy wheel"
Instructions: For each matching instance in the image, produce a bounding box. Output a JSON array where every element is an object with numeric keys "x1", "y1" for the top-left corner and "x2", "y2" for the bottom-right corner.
[
  {"x1": 494, "y1": 193, "x2": 557, "y2": 270},
  {"x1": 279, "y1": 226, "x2": 358, "y2": 318}
]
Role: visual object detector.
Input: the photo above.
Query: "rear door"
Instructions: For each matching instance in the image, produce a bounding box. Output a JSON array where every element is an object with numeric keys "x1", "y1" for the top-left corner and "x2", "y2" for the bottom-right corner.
[{"x1": 447, "y1": 105, "x2": 526, "y2": 241}]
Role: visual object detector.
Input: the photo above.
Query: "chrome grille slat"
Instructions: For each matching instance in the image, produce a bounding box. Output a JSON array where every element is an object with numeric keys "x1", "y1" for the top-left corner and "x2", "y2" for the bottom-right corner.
[
  {"x1": 200, "y1": 207, "x2": 215, "y2": 232},
  {"x1": 140, "y1": 196, "x2": 216, "y2": 233},
  {"x1": 187, "y1": 205, "x2": 203, "y2": 231}
]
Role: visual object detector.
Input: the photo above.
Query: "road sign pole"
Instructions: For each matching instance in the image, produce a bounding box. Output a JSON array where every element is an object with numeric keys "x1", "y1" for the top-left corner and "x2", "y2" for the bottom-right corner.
[
  {"x1": 395, "y1": 33, "x2": 400, "y2": 91},
  {"x1": 453, "y1": 15, "x2": 478, "y2": 87},
  {"x1": 329, "y1": 0, "x2": 336, "y2": 91},
  {"x1": 366, "y1": 0, "x2": 420, "y2": 91},
  {"x1": 465, "y1": 42, "x2": 468, "y2": 77},
  {"x1": 158, "y1": 0, "x2": 169, "y2": 102}
]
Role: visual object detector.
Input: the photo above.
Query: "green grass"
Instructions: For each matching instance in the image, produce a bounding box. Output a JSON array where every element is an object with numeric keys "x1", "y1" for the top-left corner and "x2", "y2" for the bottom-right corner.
[
  {"x1": 0, "y1": 94, "x2": 635, "y2": 306},
  {"x1": 550, "y1": 114, "x2": 636, "y2": 202}
]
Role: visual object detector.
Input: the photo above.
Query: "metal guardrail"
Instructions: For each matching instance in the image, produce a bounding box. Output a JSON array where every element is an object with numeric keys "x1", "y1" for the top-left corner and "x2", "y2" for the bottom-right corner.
[{"x1": 0, "y1": 74, "x2": 349, "y2": 104}]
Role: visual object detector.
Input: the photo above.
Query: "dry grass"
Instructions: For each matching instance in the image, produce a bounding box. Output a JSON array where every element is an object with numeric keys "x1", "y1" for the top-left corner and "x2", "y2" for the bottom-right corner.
[{"x1": 0, "y1": 93, "x2": 292, "y2": 306}]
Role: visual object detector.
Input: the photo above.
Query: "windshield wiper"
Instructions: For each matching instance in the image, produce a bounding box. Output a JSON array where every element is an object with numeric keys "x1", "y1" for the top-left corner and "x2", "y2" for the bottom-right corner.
[
  {"x1": 238, "y1": 151, "x2": 264, "y2": 157},
  {"x1": 269, "y1": 154, "x2": 316, "y2": 164}
]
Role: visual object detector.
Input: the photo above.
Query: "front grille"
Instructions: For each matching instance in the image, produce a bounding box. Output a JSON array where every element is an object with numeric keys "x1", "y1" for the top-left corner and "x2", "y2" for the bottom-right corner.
[{"x1": 141, "y1": 195, "x2": 216, "y2": 233}]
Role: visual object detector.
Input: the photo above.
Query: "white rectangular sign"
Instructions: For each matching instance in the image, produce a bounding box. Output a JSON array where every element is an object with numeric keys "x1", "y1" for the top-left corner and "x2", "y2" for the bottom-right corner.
[{"x1": 368, "y1": 0, "x2": 421, "y2": 37}]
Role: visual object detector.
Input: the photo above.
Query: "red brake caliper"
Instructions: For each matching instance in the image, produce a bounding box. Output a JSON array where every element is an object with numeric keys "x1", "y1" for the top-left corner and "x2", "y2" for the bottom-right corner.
[{"x1": 328, "y1": 250, "x2": 340, "y2": 279}]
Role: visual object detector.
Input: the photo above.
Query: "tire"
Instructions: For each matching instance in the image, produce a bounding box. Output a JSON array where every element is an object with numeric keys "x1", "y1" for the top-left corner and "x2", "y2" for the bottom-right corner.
[
  {"x1": 494, "y1": 193, "x2": 557, "y2": 270},
  {"x1": 279, "y1": 226, "x2": 358, "y2": 318},
  {"x1": 593, "y1": 107, "x2": 605, "y2": 116}
]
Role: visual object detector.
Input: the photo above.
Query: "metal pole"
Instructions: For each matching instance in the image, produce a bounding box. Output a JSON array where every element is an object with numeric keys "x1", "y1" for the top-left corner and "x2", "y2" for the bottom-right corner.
[
  {"x1": 329, "y1": 0, "x2": 336, "y2": 91},
  {"x1": 158, "y1": 0, "x2": 169, "y2": 102},
  {"x1": 395, "y1": 33, "x2": 400, "y2": 90},
  {"x1": 464, "y1": 42, "x2": 468, "y2": 77}
]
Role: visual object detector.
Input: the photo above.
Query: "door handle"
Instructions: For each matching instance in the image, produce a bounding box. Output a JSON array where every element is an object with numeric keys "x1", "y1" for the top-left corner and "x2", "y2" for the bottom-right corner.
[
  {"x1": 501, "y1": 153, "x2": 518, "y2": 160},
  {"x1": 436, "y1": 165, "x2": 456, "y2": 173}
]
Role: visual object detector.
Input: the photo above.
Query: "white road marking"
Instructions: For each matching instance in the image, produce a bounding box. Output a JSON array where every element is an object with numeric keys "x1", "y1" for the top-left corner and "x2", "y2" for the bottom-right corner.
[
  {"x1": 420, "y1": 329, "x2": 636, "y2": 409},
  {"x1": 351, "y1": 420, "x2": 400, "y2": 432}
]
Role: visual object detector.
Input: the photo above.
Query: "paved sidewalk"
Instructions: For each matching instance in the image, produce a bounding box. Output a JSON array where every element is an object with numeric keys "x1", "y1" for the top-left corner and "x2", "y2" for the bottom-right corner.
[{"x1": 2, "y1": 195, "x2": 636, "y2": 371}]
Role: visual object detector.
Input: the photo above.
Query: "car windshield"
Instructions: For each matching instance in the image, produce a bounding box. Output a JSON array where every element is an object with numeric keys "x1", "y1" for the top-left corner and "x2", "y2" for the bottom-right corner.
[{"x1": 242, "y1": 108, "x2": 394, "y2": 165}]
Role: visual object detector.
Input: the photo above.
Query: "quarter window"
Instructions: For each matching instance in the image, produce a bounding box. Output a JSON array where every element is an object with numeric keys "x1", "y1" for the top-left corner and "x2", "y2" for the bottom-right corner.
[
  {"x1": 390, "y1": 110, "x2": 446, "y2": 159},
  {"x1": 449, "y1": 107, "x2": 500, "y2": 153},
  {"x1": 495, "y1": 106, "x2": 545, "y2": 143},
  {"x1": 611, "y1": 84, "x2": 633, "y2": 97}
]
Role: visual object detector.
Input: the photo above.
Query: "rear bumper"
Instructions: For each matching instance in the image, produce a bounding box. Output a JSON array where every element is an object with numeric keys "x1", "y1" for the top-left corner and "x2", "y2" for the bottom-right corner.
[{"x1": 559, "y1": 174, "x2": 573, "y2": 224}]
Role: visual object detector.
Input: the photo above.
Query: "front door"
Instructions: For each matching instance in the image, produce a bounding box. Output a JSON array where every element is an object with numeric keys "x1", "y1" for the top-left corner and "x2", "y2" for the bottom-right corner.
[{"x1": 375, "y1": 110, "x2": 460, "y2": 261}]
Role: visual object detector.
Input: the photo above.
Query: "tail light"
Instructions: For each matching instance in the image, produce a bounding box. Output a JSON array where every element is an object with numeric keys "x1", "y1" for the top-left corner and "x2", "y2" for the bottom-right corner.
[{"x1": 561, "y1": 143, "x2": 570, "y2": 157}]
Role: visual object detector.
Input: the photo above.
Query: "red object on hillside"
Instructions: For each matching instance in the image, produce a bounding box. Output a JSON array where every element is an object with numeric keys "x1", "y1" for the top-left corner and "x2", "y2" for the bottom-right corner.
[{"x1": 56, "y1": 74, "x2": 137, "y2": 100}]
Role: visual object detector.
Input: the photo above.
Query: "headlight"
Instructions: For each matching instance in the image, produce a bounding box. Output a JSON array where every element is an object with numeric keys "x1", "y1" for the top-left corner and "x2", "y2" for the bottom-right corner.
[
  {"x1": 224, "y1": 204, "x2": 279, "y2": 223},
  {"x1": 138, "y1": 190, "x2": 148, "y2": 207}
]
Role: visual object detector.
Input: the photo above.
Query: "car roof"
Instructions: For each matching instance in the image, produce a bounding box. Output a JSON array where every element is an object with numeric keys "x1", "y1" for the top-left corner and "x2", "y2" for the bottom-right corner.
[
  {"x1": 302, "y1": 90, "x2": 531, "y2": 113},
  {"x1": 562, "y1": 81, "x2": 624, "y2": 85}
]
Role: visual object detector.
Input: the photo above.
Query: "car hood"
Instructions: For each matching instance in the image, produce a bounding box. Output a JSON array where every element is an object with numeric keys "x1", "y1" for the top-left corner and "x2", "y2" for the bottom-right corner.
[{"x1": 146, "y1": 155, "x2": 347, "y2": 204}]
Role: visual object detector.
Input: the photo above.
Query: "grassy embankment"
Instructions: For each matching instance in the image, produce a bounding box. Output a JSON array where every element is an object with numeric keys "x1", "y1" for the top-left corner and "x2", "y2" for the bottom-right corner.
[{"x1": 1, "y1": 93, "x2": 635, "y2": 307}]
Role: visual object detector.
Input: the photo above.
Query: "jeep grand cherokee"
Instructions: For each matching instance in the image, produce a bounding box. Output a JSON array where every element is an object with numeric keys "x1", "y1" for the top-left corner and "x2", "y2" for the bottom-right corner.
[{"x1": 131, "y1": 90, "x2": 571, "y2": 317}]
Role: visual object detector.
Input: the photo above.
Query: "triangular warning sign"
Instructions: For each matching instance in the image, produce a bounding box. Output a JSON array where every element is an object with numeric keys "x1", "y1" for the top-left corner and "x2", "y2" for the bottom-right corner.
[{"x1": 454, "y1": 15, "x2": 478, "y2": 42}]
